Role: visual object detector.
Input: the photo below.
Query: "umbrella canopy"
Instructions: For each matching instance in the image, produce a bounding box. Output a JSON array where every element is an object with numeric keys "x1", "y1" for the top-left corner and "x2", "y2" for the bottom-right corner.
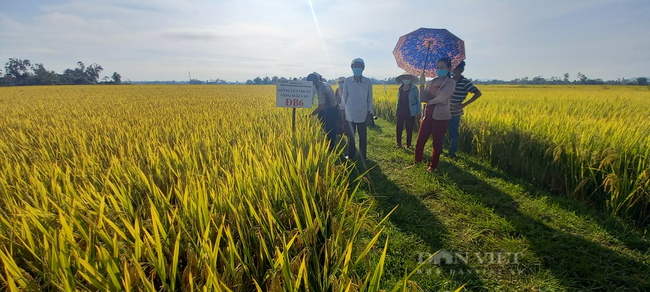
[{"x1": 393, "y1": 28, "x2": 465, "y2": 78}]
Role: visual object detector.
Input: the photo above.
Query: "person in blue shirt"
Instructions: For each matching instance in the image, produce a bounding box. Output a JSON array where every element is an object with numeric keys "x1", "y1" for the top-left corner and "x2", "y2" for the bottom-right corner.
[{"x1": 445, "y1": 61, "x2": 482, "y2": 158}]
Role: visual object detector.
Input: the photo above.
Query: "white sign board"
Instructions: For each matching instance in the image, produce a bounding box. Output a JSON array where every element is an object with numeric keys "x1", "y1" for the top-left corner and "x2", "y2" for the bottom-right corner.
[{"x1": 276, "y1": 80, "x2": 314, "y2": 108}]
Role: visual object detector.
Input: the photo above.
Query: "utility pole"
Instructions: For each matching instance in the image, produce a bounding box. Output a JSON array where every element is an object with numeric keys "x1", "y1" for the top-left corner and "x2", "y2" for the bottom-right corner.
[{"x1": 189, "y1": 71, "x2": 192, "y2": 82}]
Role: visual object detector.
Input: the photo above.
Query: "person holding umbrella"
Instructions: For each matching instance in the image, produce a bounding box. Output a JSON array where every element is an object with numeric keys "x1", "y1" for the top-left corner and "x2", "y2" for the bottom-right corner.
[
  {"x1": 395, "y1": 72, "x2": 421, "y2": 148},
  {"x1": 341, "y1": 58, "x2": 373, "y2": 160},
  {"x1": 445, "y1": 61, "x2": 482, "y2": 158},
  {"x1": 392, "y1": 28, "x2": 466, "y2": 171},
  {"x1": 307, "y1": 72, "x2": 338, "y2": 151},
  {"x1": 411, "y1": 57, "x2": 456, "y2": 172}
]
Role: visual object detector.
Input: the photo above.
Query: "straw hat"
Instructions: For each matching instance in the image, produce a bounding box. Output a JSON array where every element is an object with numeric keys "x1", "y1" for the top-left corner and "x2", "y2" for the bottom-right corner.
[
  {"x1": 336, "y1": 76, "x2": 345, "y2": 84},
  {"x1": 396, "y1": 72, "x2": 417, "y2": 84}
]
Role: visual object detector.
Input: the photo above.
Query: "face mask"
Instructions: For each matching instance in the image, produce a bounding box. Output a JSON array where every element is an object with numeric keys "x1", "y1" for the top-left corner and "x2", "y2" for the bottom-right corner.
[
  {"x1": 450, "y1": 71, "x2": 455, "y2": 77},
  {"x1": 352, "y1": 68, "x2": 363, "y2": 76},
  {"x1": 338, "y1": 83, "x2": 343, "y2": 88},
  {"x1": 402, "y1": 79, "x2": 411, "y2": 85},
  {"x1": 437, "y1": 69, "x2": 448, "y2": 77}
]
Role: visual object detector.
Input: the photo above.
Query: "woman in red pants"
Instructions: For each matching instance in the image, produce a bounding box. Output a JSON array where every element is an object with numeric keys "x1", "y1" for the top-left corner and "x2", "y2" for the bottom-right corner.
[{"x1": 410, "y1": 57, "x2": 456, "y2": 172}]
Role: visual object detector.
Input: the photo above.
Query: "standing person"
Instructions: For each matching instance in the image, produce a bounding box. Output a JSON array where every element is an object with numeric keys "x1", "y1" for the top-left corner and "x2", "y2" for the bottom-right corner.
[
  {"x1": 307, "y1": 72, "x2": 338, "y2": 151},
  {"x1": 410, "y1": 57, "x2": 456, "y2": 172},
  {"x1": 395, "y1": 72, "x2": 421, "y2": 148},
  {"x1": 341, "y1": 58, "x2": 373, "y2": 160},
  {"x1": 445, "y1": 61, "x2": 482, "y2": 158},
  {"x1": 334, "y1": 77, "x2": 346, "y2": 137}
]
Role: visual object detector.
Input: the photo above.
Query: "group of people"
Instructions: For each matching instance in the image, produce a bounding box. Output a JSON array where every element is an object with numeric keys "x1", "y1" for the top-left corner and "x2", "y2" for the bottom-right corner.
[{"x1": 308, "y1": 57, "x2": 482, "y2": 172}]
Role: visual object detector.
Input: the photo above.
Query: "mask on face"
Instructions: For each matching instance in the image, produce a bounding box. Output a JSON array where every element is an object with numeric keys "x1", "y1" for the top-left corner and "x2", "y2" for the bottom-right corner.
[
  {"x1": 352, "y1": 68, "x2": 363, "y2": 76},
  {"x1": 338, "y1": 83, "x2": 343, "y2": 88},
  {"x1": 450, "y1": 71, "x2": 455, "y2": 77},
  {"x1": 437, "y1": 69, "x2": 448, "y2": 77},
  {"x1": 402, "y1": 79, "x2": 411, "y2": 85}
]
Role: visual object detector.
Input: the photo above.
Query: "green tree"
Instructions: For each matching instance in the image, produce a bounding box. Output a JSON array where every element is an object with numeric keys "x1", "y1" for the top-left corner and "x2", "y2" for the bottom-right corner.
[
  {"x1": 563, "y1": 73, "x2": 570, "y2": 83},
  {"x1": 5, "y1": 58, "x2": 32, "y2": 80},
  {"x1": 73, "y1": 62, "x2": 86, "y2": 84},
  {"x1": 637, "y1": 77, "x2": 648, "y2": 86},
  {"x1": 32, "y1": 63, "x2": 57, "y2": 84},
  {"x1": 112, "y1": 72, "x2": 121, "y2": 84},
  {"x1": 254, "y1": 77, "x2": 263, "y2": 85},
  {"x1": 84, "y1": 63, "x2": 103, "y2": 83}
]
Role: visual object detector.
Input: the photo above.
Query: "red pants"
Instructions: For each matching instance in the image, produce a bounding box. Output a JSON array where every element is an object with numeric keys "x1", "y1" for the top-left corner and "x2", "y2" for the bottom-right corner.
[{"x1": 414, "y1": 106, "x2": 449, "y2": 170}]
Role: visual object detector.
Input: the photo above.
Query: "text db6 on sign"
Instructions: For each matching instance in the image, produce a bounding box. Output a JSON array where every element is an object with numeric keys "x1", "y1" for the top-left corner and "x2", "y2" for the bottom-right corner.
[{"x1": 276, "y1": 80, "x2": 314, "y2": 108}]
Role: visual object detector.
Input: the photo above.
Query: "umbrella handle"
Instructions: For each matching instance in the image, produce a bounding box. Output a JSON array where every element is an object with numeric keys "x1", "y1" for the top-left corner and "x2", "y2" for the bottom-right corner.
[{"x1": 421, "y1": 45, "x2": 431, "y2": 83}]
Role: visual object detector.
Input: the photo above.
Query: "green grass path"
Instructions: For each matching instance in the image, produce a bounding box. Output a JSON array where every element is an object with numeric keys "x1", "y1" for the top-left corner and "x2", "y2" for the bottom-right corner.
[{"x1": 349, "y1": 118, "x2": 650, "y2": 291}]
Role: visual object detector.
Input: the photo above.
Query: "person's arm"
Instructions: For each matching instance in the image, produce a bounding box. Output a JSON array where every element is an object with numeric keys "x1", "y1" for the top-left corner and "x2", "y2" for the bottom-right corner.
[
  {"x1": 413, "y1": 86, "x2": 421, "y2": 119},
  {"x1": 367, "y1": 80, "x2": 374, "y2": 122},
  {"x1": 461, "y1": 88, "x2": 482, "y2": 108},
  {"x1": 311, "y1": 104, "x2": 325, "y2": 115},
  {"x1": 428, "y1": 79, "x2": 456, "y2": 105},
  {"x1": 419, "y1": 79, "x2": 431, "y2": 102},
  {"x1": 341, "y1": 81, "x2": 348, "y2": 108},
  {"x1": 451, "y1": 82, "x2": 482, "y2": 111},
  {"x1": 311, "y1": 86, "x2": 325, "y2": 115}
]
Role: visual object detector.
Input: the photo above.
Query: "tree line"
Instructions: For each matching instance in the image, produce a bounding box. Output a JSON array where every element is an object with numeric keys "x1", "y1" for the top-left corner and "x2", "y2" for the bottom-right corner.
[
  {"x1": 244, "y1": 74, "x2": 649, "y2": 86},
  {"x1": 243, "y1": 76, "x2": 399, "y2": 85},
  {"x1": 473, "y1": 72, "x2": 648, "y2": 86},
  {"x1": 1, "y1": 58, "x2": 122, "y2": 86}
]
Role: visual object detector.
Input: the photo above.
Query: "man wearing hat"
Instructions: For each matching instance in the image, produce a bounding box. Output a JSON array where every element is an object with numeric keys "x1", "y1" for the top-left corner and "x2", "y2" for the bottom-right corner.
[
  {"x1": 307, "y1": 72, "x2": 338, "y2": 151},
  {"x1": 341, "y1": 58, "x2": 373, "y2": 160},
  {"x1": 395, "y1": 72, "x2": 421, "y2": 149}
]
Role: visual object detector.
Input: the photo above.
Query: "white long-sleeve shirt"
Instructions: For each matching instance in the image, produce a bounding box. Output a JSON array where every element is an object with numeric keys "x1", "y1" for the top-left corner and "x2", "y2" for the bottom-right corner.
[{"x1": 341, "y1": 76, "x2": 373, "y2": 123}]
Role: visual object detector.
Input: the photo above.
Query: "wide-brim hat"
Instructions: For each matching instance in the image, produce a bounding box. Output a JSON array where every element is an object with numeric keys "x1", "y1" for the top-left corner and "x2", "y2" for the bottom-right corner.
[
  {"x1": 336, "y1": 76, "x2": 345, "y2": 83},
  {"x1": 396, "y1": 72, "x2": 417, "y2": 84}
]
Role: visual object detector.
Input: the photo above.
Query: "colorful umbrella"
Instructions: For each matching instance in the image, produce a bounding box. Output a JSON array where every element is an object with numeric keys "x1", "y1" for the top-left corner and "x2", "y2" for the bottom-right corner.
[{"x1": 393, "y1": 28, "x2": 465, "y2": 78}]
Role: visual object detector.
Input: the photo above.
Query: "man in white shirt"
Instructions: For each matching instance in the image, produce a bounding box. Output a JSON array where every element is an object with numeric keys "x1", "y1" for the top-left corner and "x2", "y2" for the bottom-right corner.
[{"x1": 341, "y1": 58, "x2": 373, "y2": 160}]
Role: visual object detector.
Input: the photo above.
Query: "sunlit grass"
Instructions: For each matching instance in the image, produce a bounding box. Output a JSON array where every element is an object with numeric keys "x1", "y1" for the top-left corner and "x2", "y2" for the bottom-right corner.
[{"x1": 374, "y1": 84, "x2": 650, "y2": 226}]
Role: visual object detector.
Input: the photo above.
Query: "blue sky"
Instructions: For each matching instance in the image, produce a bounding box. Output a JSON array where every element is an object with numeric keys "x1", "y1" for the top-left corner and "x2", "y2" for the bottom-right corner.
[{"x1": 1, "y1": 0, "x2": 649, "y2": 82}]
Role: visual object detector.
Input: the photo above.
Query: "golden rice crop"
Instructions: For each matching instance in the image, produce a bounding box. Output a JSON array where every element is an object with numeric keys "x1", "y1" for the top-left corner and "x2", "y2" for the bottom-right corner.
[
  {"x1": 375, "y1": 84, "x2": 650, "y2": 225},
  {"x1": 0, "y1": 85, "x2": 421, "y2": 291}
]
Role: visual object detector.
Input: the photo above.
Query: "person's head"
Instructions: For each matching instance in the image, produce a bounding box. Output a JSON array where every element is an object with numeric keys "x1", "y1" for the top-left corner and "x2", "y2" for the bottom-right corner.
[
  {"x1": 436, "y1": 57, "x2": 452, "y2": 78},
  {"x1": 396, "y1": 72, "x2": 417, "y2": 86},
  {"x1": 452, "y1": 61, "x2": 466, "y2": 77},
  {"x1": 336, "y1": 76, "x2": 345, "y2": 88},
  {"x1": 306, "y1": 72, "x2": 322, "y2": 88},
  {"x1": 351, "y1": 58, "x2": 365, "y2": 77}
]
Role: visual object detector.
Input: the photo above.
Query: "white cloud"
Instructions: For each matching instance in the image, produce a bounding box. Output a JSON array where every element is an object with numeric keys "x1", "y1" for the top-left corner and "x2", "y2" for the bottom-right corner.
[{"x1": 0, "y1": 0, "x2": 649, "y2": 81}]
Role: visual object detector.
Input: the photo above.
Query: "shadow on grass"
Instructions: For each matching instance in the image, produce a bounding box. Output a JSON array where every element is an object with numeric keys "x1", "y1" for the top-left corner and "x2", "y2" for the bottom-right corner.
[
  {"x1": 457, "y1": 155, "x2": 650, "y2": 255},
  {"x1": 439, "y1": 161, "x2": 650, "y2": 290},
  {"x1": 349, "y1": 159, "x2": 488, "y2": 290}
]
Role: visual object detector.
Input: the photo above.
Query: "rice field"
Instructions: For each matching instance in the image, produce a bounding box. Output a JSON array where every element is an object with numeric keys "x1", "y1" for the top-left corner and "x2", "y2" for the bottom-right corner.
[
  {"x1": 374, "y1": 84, "x2": 650, "y2": 226},
  {"x1": 3, "y1": 83, "x2": 648, "y2": 291},
  {"x1": 0, "y1": 85, "x2": 413, "y2": 291}
]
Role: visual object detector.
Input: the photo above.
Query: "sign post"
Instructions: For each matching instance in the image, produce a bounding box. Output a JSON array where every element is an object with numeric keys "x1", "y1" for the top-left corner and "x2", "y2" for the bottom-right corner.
[{"x1": 276, "y1": 80, "x2": 315, "y2": 133}]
